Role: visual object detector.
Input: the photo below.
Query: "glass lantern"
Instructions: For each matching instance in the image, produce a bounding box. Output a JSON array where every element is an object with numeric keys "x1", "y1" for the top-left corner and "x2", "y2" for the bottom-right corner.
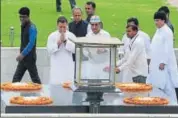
[
  {"x1": 69, "y1": 36, "x2": 123, "y2": 113},
  {"x1": 69, "y1": 36, "x2": 123, "y2": 88}
]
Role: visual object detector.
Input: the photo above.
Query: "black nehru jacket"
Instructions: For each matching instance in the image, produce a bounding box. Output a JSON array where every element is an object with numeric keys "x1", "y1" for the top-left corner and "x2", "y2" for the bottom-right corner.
[
  {"x1": 69, "y1": 20, "x2": 88, "y2": 37},
  {"x1": 12, "y1": 21, "x2": 41, "y2": 84},
  {"x1": 69, "y1": 20, "x2": 88, "y2": 61},
  {"x1": 21, "y1": 22, "x2": 37, "y2": 62}
]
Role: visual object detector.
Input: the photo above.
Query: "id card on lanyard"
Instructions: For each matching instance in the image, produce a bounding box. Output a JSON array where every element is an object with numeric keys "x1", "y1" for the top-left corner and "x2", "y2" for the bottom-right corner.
[{"x1": 129, "y1": 34, "x2": 139, "y2": 51}]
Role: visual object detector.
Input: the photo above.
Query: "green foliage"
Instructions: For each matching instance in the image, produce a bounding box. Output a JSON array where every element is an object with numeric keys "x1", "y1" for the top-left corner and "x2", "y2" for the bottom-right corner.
[{"x1": 1, "y1": 0, "x2": 178, "y2": 47}]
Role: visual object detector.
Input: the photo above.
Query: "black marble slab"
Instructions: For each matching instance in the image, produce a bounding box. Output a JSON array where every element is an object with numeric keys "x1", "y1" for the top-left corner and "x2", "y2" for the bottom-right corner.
[{"x1": 1, "y1": 85, "x2": 178, "y2": 113}]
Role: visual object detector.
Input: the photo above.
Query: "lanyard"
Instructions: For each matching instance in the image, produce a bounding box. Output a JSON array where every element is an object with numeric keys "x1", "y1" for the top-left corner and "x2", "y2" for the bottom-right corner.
[{"x1": 129, "y1": 34, "x2": 139, "y2": 50}]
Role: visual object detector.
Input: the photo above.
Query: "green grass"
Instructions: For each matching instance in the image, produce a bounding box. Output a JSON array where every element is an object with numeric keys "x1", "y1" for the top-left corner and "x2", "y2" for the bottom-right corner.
[{"x1": 1, "y1": 0, "x2": 178, "y2": 47}]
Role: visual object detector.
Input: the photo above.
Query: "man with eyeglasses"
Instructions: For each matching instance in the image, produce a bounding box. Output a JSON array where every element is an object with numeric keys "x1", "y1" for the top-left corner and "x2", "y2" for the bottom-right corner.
[
  {"x1": 84, "y1": 15, "x2": 110, "y2": 79},
  {"x1": 12, "y1": 7, "x2": 41, "y2": 84},
  {"x1": 56, "y1": 0, "x2": 76, "y2": 12}
]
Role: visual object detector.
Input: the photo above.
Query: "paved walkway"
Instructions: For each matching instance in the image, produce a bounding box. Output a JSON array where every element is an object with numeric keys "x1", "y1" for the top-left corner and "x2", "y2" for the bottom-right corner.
[{"x1": 168, "y1": 0, "x2": 178, "y2": 8}]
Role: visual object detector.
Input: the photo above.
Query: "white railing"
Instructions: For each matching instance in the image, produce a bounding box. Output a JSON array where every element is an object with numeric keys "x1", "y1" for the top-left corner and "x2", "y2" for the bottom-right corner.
[{"x1": 1, "y1": 114, "x2": 178, "y2": 118}]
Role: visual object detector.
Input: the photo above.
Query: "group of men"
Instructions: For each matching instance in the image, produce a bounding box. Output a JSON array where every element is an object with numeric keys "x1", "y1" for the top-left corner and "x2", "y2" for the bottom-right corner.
[{"x1": 12, "y1": 1, "x2": 178, "y2": 102}]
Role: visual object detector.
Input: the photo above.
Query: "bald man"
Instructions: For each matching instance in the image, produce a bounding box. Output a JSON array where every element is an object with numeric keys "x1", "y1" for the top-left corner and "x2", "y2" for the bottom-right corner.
[
  {"x1": 69, "y1": 7, "x2": 88, "y2": 61},
  {"x1": 69, "y1": 8, "x2": 88, "y2": 61},
  {"x1": 69, "y1": 7, "x2": 88, "y2": 38},
  {"x1": 69, "y1": 7, "x2": 89, "y2": 61},
  {"x1": 68, "y1": 7, "x2": 89, "y2": 79}
]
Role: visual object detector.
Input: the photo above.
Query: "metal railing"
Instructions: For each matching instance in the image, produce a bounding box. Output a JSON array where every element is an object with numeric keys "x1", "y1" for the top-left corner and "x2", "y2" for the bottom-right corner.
[
  {"x1": 1, "y1": 114, "x2": 178, "y2": 118},
  {"x1": 9, "y1": 26, "x2": 14, "y2": 47}
]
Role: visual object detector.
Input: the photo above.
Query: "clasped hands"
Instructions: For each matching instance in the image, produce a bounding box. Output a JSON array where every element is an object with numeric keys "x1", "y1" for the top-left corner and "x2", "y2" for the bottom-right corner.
[
  {"x1": 159, "y1": 63, "x2": 165, "y2": 70},
  {"x1": 57, "y1": 32, "x2": 66, "y2": 46}
]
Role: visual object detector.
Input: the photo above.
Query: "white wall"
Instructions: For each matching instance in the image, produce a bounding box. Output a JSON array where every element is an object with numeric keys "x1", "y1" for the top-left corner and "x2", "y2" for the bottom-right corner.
[
  {"x1": 1, "y1": 47, "x2": 178, "y2": 83},
  {"x1": 1, "y1": 47, "x2": 50, "y2": 84}
]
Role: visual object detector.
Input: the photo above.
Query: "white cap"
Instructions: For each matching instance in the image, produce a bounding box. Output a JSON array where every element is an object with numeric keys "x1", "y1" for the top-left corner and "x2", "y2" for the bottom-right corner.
[{"x1": 90, "y1": 15, "x2": 101, "y2": 23}]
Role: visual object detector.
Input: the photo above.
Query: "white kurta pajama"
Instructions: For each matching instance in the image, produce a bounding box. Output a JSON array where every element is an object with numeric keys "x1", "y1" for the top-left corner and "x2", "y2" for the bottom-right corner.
[
  {"x1": 118, "y1": 31, "x2": 151, "y2": 82},
  {"x1": 147, "y1": 24, "x2": 178, "y2": 103},
  {"x1": 84, "y1": 29, "x2": 111, "y2": 79},
  {"x1": 47, "y1": 30, "x2": 76, "y2": 85},
  {"x1": 117, "y1": 34, "x2": 148, "y2": 82}
]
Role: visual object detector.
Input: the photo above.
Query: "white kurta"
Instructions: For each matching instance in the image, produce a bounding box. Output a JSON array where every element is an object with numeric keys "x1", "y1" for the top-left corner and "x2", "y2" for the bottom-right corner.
[
  {"x1": 117, "y1": 34, "x2": 148, "y2": 82},
  {"x1": 47, "y1": 30, "x2": 76, "y2": 85},
  {"x1": 147, "y1": 24, "x2": 178, "y2": 103},
  {"x1": 87, "y1": 24, "x2": 92, "y2": 33},
  {"x1": 84, "y1": 29, "x2": 111, "y2": 79},
  {"x1": 121, "y1": 30, "x2": 151, "y2": 59}
]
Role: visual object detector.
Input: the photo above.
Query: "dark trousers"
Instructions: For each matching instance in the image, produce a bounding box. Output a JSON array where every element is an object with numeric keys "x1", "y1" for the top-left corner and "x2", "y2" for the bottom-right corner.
[
  {"x1": 56, "y1": 0, "x2": 62, "y2": 12},
  {"x1": 56, "y1": 0, "x2": 76, "y2": 11},
  {"x1": 175, "y1": 88, "x2": 178, "y2": 102},
  {"x1": 69, "y1": 0, "x2": 76, "y2": 9},
  {"x1": 147, "y1": 59, "x2": 151, "y2": 73},
  {"x1": 132, "y1": 75, "x2": 146, "y2": 83},
  {"x1": 12, "y1": 60, "x2": 41, "y2": 84}
]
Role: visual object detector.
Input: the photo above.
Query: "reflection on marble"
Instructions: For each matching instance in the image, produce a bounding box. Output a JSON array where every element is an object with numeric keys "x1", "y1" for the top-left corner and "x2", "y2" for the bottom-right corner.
[{"x1": 1, "y1": 85, "x2": 178, "y2": 106}]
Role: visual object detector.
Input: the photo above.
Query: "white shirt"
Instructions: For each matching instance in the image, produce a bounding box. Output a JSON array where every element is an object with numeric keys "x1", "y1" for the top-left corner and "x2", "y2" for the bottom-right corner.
[
  {"x1": 87, "y1": 24, "x2": 92, "y2": 33},
  {"x1": 117, "y1": 33, "x2": 148, "y2": 78},
  {"x1": 86, "y1": 29, "x2": 110, "y2": 37},
  {"x1": 84, "y1": 29, "x2": 111, "y2": 79},
  {"x1": 86, "y1": 29, "x2": 111, "y2": 63},
  {"x1": 47, "y1": 30, "x2": 76, "y2": 84},
  {"x1": 121, "y1": 30, "x2": 151, "y2": 59}
]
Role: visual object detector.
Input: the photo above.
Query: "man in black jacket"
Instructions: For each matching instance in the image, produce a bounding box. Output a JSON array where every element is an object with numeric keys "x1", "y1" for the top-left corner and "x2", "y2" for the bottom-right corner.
[
  {"x1": 69, "y1": 7, "x2": 88, "y2": 61},
  {"x1": 69, "y1": 7, "x2": 88, "y2": 37},
  {"x1": 12, "y1": 7, "x2": 41, "y2": 84}
]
